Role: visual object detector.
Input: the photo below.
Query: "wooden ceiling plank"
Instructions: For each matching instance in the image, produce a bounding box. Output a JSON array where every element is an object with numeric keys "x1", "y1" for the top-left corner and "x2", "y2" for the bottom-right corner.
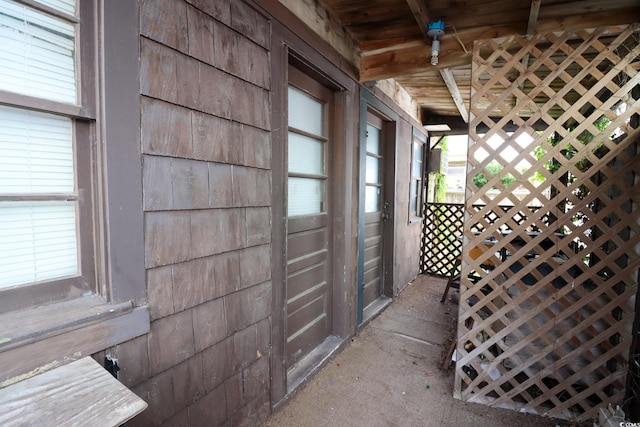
[{"x1": 439, "y1": 68, "x2": 469, "y2": 123}]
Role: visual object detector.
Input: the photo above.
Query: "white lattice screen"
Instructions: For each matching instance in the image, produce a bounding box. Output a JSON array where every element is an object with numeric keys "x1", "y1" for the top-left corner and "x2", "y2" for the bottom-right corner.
[{"x1": 455, "y1": 24, "x2": 640, "y2": 421}]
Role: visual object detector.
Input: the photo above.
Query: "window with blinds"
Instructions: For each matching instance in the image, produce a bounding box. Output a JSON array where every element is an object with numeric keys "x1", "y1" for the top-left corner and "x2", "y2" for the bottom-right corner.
[
  {"x1": 287, "y1": 85, "x2": 327, "y2": 217},
  {"x1": 0, "y1": 0, "x2": 80, "y2": 289},
  {"x1": 409, "y1": 129, "x2": 427, "y2": 221}
]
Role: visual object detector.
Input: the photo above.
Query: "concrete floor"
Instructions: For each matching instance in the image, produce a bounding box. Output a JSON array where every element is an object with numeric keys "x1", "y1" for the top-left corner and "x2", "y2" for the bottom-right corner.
[{"x1": 263, "y1": 275, "x2": 574, "y2": 427}]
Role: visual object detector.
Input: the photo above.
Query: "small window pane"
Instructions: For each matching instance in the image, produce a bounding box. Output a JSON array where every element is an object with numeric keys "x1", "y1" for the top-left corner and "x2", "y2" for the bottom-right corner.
[
  {"x1": 288, "y1": 132, "x2": 324, "y2": 175},
  {"x1": 365, "y1": 185, "x2": 380, "y2": 213},
  {"x1": 288, "y1": 177, "x2": 324, "y2": 216},
  {"x1": 366, "y1": 124, "x2": 380, "y2": 155},
  {"x1": 366, "y1": 155, "x2": 379, "y2": 184},
  {"x1": 410, "y1": 179, "x2": 418, "y2": 199},
  {"x1": 288, "y1": 86, "x2": 323, "y2": 135},
  {"x1": 0, "y1": 0, "x2": 77, "y2": 103},
  {"x1": 0, "y1": 201, "x2": 78, "y2": 288},
  {"x1": 0, "y1": 105, "x2": 74, "y2": 194}
]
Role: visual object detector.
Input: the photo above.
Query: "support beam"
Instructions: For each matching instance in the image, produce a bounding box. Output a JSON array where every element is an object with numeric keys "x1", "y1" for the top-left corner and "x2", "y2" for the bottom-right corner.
[
  {"x1": 422, "y1": 114, "x2": 550, "y2": 135},
  {"x1": 359, "y1": 8, "x2": 640, "y2": 82},
  {"x1": 517, "y1": 0, "x2": 541, "y2": 104},
  {"x1": 526, "y1": 0, "x2": 541, "y2": 35},
  {"x1": 439, "y1": 68, "x2": 469, "y2": 123}
]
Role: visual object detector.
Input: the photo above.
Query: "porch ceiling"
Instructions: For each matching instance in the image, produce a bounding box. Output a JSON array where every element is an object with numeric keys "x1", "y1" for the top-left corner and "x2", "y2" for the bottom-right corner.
[{"x1": 318, "y1": 0, "x2": 640, "y2": 133}]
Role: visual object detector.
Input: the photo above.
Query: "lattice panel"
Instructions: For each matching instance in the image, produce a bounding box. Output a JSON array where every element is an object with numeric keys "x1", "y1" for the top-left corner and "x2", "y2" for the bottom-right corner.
[
  {"x1": 421, "y1": 203, "x2": 464, "y2": 276},
  {"x1": 455, "y1": 24, "x2": 640, "y2": 421}
]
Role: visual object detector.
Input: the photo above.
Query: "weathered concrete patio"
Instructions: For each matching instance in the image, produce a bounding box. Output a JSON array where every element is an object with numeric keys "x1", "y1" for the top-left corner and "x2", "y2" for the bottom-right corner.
[{"x1": 262, "y1": 275, "x2": 572, "y2": 427}]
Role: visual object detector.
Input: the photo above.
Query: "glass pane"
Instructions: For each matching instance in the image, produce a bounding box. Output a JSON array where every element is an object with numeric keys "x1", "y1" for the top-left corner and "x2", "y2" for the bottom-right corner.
[
  {"x1": 288, "y1": 177, "x2": 324, "y2": 216},
  {"x1": 0, "y1": 0, "x2": 77, "y2": 103},
  {"x1": 38, "y1": 0, "x2": 76, "y2": 15},
  {"x1": 366, "y1": 124, "x2": 380, "y2": 155},
  {"x1": 412, "y1": 141, "x2": 423, "y2": 177},
  {"x1": 365, "y1": 185, "x2": 380, "y2": 213},
  {"x1": 366, "y1": 155, "x2": 379, "y2": 184},
  {"x1": 288, "y1": 132, "x2": 324, "y2": 175},
  {"x1": 410, "y1": 179, "x2": 418, "y2": 199},
  {"x1": 288, "y1": 85, "x2": 323, "y2": 136},
  {"x1": 0, "y1": 105, "x2": 74, "y2": 194},
  {"x1": 0, "y1": 201, "x2": 78, "y2": 288},
  {"x1": 409, "y1": 194, "x2": 417, "y2": 215}
]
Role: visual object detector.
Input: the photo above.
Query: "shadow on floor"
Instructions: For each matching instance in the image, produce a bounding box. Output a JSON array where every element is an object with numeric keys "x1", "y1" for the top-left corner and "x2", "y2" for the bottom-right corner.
[{"x1": 263, "y1": 275, "x2": 574, "y2": 427}]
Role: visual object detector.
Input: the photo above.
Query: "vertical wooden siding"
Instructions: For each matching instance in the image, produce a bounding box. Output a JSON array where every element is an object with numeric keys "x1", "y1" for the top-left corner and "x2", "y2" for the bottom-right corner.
[{"x1": 455, "y1": 24, "x2": 640, "y2": 421}]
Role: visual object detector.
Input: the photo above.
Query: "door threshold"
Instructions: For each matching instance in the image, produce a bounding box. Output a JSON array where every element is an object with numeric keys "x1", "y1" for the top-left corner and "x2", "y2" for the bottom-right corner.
[
  {"x1": 360, "y1": 295, "x2": 392, "y2": 328},
  {"x1": 287, "y1": 335, "x2": 343, "y2": 394}
]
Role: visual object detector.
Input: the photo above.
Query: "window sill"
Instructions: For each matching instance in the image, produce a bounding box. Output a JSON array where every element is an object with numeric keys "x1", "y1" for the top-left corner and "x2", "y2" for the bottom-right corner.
[{"x1": 0, "y1": 295, "x2": 149, "y2": 386}]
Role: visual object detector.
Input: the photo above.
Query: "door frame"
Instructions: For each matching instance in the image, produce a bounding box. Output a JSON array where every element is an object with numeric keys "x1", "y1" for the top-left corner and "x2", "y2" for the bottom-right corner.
[
  {"x1": 269, "y1": 28, "x2": 358, "y2": 406},
  {"x1": 357, "y1": 90, "x2": 398, "y2": 325}
]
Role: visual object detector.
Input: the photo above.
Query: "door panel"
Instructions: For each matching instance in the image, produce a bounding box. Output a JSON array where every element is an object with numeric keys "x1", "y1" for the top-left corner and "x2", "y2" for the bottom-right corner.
[
  {"x1": 361, "y1": 117, "x2": 385, "y2": 310},
  {"x1": 285, "y1": 67, "x2": 333, "y2": 369}
]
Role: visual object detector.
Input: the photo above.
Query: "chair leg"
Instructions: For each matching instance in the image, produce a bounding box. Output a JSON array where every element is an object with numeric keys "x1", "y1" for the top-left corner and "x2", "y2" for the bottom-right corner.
[
  {"x1": 442, "y1": 337, "x2": 457, "y2": 370},
  {"x1": 440, "y1": 273, "x2": 459, "y2": 303}
]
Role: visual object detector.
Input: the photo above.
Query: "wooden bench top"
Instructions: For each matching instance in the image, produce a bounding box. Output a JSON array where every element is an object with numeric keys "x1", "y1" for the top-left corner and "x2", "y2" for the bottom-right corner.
[{"x1": 0, "y1": 357, "x2": 147, "y2": 427}]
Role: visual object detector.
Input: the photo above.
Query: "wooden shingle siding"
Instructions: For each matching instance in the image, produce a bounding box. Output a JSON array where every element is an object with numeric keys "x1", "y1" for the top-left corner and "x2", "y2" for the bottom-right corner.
[{"x1": 128, "y1": 1, "x2": 274, "y2": 423}]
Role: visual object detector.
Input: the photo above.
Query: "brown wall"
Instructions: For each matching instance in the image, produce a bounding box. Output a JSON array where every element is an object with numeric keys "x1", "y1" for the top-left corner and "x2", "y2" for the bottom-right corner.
[
  {"x1": 393, "y1": 121, "x2": 423, "y2": 294},
  {"x1": 93, "y1": 0, "x2": 423, "y2": 426},
  {"x1": 109, "y1": 1, "x2": 273, "y2": 425}
]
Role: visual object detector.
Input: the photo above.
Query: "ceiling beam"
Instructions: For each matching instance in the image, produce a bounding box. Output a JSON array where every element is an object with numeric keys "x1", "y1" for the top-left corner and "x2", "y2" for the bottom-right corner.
[
  {"x1": 359, "y1": 24, "x2": 516, "y2": 82},
  {"x1": 439, "y1": 68, "x2": 469, "y2": 123},
  {"x1": 422, "y1": 113, "x2": 551, "y2": 135},
  {"x1": 405, "y1": 0, "x2": 431, "y2": 40},
  {"x1": 359, "y1": 7, "x2": 640, "y2": 82}
]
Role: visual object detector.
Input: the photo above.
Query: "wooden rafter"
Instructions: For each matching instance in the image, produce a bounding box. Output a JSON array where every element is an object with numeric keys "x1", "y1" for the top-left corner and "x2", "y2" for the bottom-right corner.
[
  {"x1": 358, "y1": 8, "x2": 640, "y2": 82},
  {"x1": 405, "y1": 0, "x2": 431, "y2": 40},
  {"x1": 517, "y1": 0, "x2": 542, "y2": 100},
  {"x1": 360, "y1": 24, "x2": 515, "y2": 82},
  {"x1": 526, "y1": 0, "x2": 541, "y2": 35},
  {"x1": 439, "y1": 68, "x2": 469, "y2": 123}
]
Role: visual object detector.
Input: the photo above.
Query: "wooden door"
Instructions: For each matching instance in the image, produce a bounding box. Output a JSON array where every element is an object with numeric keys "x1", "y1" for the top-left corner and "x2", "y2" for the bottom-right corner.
[
  {"x1": 285, "y1": 67, "x2": 333, "y2": 368},
  {"x1": 361, "y1": 113, "x2": 386, "y2": 311}
]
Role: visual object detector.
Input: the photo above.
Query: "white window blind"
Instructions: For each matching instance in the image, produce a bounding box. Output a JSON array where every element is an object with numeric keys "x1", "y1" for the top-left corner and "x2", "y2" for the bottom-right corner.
[
  {"x1": 38, "y1": 0, "x2": 76, "y2": 15},
  {"x1": 287, "y1": 86, "x2": 323, "y2": 135},
  {"x1": 0, "y1": 201, "x2": 78, "y2": 288},
  {"x1": 0, "y1": 107, "x2": 77, "y2": 289},
  {"x1": 0, "y1": 0, "x2": 77, "y2": 104},
  {"x1": 287, "y1": 84, "x2": 326, "y2": 217},
  {"x1": 288, "y1": 132, "x2": 324, "y2": 175},
  {"x1": 0, "y1": 105, "x2": 74, "y2": 193}
]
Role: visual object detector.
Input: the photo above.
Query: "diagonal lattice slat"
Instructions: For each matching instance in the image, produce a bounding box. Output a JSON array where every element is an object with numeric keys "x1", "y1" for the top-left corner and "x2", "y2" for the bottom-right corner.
[
  {"x1": 455, "y1": 24, "x2": 640, "y2": 421},
  {"x1": 421, "y1": 203, "x2": 464, "y2": 276}
]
